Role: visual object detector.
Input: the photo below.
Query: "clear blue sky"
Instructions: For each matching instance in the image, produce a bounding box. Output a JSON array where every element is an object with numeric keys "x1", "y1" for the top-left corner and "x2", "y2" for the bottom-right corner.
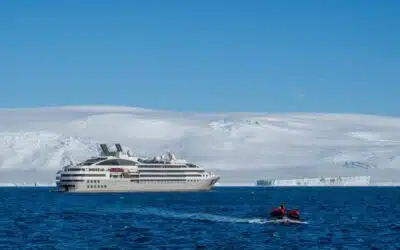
[{"x1": 1, "y1": 0, "x2": 399, "y2": 115}]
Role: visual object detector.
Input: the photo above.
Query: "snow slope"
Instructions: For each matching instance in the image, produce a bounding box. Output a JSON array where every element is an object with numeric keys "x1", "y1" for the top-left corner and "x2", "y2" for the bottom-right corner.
[{"x1": 0, "y1": 106, "x2": 400, "y2": 184}]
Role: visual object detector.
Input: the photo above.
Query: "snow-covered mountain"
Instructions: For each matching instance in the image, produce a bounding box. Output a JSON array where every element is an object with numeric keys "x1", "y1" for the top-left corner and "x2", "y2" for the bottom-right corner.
[{"x1": 0, "y1": 106, "x2": 400, "y2": 185}]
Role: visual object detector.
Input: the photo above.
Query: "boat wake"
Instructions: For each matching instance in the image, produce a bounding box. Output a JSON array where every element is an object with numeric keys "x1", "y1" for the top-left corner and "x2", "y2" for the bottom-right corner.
[
  {"x1": 263, "y1": 218, "x2": 308, "y2": 224},
  {"x1": 107, "y1": 206, "x2": 308, "y2": 225}
]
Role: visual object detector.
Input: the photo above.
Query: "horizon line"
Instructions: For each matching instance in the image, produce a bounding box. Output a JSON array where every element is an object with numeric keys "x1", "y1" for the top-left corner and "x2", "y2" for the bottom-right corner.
[{"x1": 0, "y1": 104, "x2": 398, "y2": 118}]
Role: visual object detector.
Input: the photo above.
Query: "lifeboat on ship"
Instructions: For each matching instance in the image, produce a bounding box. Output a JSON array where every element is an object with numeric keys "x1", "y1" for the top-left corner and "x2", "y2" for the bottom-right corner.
[{"x1": 108, "y1": 168, "x2": 124, "y2": 172}]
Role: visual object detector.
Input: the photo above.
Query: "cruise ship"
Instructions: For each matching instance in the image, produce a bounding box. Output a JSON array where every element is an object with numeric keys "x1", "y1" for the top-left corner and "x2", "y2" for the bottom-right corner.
[{"x1": 56, "y1": 144, "x2": 220, "y2": 192}]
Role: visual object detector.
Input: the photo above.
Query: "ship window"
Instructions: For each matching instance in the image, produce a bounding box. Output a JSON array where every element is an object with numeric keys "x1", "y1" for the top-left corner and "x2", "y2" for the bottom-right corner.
[
  {"x1": 68, "y1": 168, "x2": 84, "y2": 171},
  {"x1": 97, "y1": 159, "x2": 120, "y2": 165},
  {"x1": 117, "y1": 159, "x2": 136, "y2": 166},
  {"x1": 187, "y1": 163, "x2": 199, "y2": 168}
]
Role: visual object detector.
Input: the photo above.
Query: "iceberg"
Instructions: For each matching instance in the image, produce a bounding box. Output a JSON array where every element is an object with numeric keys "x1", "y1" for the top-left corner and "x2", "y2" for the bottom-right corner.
[
  {"x1": 0, "y1": 182, "x2": 56, "y2": 187},
  {"x1": 256, "y1": 176, "x2": 371, "y2": 186}
]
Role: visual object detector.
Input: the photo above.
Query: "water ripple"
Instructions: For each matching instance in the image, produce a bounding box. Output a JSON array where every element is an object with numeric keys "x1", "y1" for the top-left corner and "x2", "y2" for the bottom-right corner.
[{"x1": 0, "y1": 187, "x2": 398, "y2": 249}]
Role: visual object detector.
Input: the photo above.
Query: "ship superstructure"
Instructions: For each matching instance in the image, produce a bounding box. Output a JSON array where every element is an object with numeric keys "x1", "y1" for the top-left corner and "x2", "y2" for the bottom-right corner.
[{"x1": 57, "y1": 144, "x2": 219, "y2": 192}]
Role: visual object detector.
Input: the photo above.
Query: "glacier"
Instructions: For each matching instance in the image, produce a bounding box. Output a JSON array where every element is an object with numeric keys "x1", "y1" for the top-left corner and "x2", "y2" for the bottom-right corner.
[
  {"x1": 0, "y1": 105, "x2": 400, "y2": 185},
  {"x1": 0, "y1": 182, "x2": 56, "y2": 187},
  {"x1": 256, "y1": 176, "x2": 371, "y2": 187}
]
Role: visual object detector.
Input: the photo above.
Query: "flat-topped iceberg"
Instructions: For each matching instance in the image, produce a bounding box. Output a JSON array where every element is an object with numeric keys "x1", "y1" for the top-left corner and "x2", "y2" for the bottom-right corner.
[{"x1": 256, "y1": 176, "x2": 371, "y2": 186}]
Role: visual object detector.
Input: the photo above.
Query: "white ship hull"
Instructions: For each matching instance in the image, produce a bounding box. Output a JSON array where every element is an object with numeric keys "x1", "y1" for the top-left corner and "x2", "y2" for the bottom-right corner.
[{"x1": 61, "y1": 177, "x2": 219, "y2": 193}]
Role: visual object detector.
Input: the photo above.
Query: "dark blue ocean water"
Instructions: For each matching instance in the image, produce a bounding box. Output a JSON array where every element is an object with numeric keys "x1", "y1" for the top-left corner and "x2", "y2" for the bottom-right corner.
[{"x1": 0, "y1": 187, "x2": 399, "y2": 250}]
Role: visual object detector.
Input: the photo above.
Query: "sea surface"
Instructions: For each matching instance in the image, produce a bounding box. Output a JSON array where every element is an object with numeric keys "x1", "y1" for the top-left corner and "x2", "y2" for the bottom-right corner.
[{"x1": 0, "y1": 187, "x2": 399, "y2": 249}]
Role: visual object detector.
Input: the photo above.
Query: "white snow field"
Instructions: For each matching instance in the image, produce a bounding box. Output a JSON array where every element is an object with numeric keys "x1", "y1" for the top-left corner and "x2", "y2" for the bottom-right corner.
[{"x1": 0, "y1": 105, "x2": 399, "y2": 185}]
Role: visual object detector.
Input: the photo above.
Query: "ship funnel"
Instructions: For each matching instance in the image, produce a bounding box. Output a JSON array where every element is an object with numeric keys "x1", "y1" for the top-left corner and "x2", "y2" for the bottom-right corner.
[
  {"x1": 100, "y1": 144, "x2": 111, "y2": 156},
  {"x1": 115, "y1": 143, "x2": 123, "y2": 152}
]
